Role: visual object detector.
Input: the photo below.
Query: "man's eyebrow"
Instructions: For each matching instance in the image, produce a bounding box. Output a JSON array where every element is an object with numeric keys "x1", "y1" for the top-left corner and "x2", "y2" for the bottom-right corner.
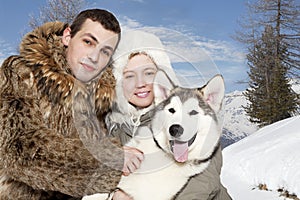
[
  {"x1": 103, "y1": 45, "x2": 114, "y2": 52},
  {"x1": 83, "y1": 33, "x2": 114, "y2": 51},
  {"x1": 83, "y1": 33, "x2": 99, "y2": 44}
]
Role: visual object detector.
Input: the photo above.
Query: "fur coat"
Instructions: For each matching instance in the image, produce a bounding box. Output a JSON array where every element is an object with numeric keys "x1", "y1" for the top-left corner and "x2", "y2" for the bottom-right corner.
[{"x1": 0, "y1": 22, "x2": 123, "y2": 199}]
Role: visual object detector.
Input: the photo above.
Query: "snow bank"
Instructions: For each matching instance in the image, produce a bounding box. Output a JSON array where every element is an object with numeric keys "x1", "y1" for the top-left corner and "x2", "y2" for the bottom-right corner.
[{"x1": 221, "y1": 116, "x2": 300, "y2": 199}]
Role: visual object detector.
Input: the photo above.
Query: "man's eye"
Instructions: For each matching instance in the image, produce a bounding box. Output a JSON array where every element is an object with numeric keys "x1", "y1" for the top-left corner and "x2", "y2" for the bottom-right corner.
[
  {"x1": 83, "y1": 39, "x2": 91, "y2": 45},
  {"x1": 101, "y1": 49, "x2": 110, "y2": 56},
  {"x1": 168, "y1": 108, "x2": 176, "y2": 114}
]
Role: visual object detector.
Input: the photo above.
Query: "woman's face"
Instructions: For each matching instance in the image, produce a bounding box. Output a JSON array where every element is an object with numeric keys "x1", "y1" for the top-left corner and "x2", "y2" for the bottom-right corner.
[{"x1": 122, "y1": 54, "x2": 157, "y2": 108}]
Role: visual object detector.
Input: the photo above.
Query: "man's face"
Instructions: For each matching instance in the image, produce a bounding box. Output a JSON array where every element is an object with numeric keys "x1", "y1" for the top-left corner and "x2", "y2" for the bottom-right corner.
[{"x1": 62, "y1": 19, "x2": 119, "y2": 82}]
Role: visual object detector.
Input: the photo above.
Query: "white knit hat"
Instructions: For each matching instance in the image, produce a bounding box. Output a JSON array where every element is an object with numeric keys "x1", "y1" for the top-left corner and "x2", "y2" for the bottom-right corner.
[{"x1": 112, "y1": 30, "x2": 178, "y2": 117}]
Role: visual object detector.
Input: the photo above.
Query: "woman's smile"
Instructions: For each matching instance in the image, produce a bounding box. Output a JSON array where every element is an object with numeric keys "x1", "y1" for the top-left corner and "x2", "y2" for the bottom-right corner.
[{"x1": 135, "y1": 91, "x2": 150, "y2": 98}]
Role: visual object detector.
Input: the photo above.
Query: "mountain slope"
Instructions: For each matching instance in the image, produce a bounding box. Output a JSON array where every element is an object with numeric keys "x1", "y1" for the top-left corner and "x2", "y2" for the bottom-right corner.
[
  {"x1": 221, "y1": 90, "x2": 258, "y2": 148},
  {"x1": 221, "y1": 79, "x2": 299, "y2": 148}
]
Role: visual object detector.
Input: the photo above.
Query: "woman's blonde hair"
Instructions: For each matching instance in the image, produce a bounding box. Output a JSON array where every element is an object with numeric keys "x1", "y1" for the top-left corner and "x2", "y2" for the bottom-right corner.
[{"x1": 128, "y1": 51, "x2": 157, "y2": 68}]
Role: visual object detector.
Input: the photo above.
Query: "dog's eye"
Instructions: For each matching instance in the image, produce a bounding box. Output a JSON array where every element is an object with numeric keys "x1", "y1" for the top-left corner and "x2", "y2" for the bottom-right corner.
[
  {"x1": 189, "y1": 110, "x2": 198, "y2": 115},
  {"x1": 168, "y1": 108, "x2": 176, "y2": 114}
]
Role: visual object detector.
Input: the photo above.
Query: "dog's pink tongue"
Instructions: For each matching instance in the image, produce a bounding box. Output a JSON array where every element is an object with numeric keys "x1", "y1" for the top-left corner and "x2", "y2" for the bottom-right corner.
[{"x1": 173, "y1": 141, "x2": 188, "y2": 162}]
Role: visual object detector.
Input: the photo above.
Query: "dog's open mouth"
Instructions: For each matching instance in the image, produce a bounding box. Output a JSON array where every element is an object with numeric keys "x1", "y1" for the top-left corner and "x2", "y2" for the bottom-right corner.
[{"x1": 169, "y1": 134, "x2": 197, "y2": 163}]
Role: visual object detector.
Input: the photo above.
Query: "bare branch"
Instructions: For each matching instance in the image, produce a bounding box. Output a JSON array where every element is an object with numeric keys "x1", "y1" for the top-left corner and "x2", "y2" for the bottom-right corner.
[{"x1": 28, "y1": 0, "x2": 86, "y2": 29}]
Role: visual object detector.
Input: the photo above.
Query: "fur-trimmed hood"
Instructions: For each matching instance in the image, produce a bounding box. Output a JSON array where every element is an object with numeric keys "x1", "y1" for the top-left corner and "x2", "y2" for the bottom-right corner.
[
  {"x1": 19, "y1": 21, "x2": 115, "y2": 115},
  {"x1": 108, "y1": 30, "x2": 178, "y2": 127}
]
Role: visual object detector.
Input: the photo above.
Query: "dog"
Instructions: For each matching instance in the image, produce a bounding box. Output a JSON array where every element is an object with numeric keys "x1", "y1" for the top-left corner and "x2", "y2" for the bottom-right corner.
[{"x1": 83, "y1": 70, "x2": 225, "y2": 200}]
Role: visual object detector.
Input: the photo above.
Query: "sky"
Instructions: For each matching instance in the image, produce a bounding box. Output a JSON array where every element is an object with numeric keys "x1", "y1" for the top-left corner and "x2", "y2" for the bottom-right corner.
[
  {"x1": 221, "y1": 115, "x2": 300, "y2": 199},
  {"x1": 0, "y1": 0, "x2": 260, "y2": 92}
]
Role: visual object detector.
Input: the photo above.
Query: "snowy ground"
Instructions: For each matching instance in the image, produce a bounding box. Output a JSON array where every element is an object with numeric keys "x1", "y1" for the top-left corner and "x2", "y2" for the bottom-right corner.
[{"x1": 221, "y1": 115, "x2": 300, "y2": 200}]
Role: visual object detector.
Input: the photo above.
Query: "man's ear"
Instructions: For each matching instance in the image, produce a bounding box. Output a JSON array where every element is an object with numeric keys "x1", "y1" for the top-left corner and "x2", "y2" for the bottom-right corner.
[
  {"x1": 153, "y1": 70, "x2": 176, "y2": 105},
  {"x1": 62, "y1": 27, "x2": 71, "y2": 46}
]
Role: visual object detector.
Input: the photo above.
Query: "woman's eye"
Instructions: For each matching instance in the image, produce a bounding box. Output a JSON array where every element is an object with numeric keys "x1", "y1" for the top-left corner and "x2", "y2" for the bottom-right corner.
[
  {"x1": 146, "y1": 72, "x2": 155, "y2": 77},
  {"x1": 144, "y1": 68, "x2": 157, "y2": 76},
  {"x1": 124, "y1": 74, "x2": 135, "y2": 79},
  {"x1": 146, "y1": 71, "x2": 155, "y2": 76}
]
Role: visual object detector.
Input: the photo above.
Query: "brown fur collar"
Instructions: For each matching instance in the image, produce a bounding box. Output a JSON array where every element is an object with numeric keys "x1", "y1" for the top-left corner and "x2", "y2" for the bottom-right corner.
[{"x1": 19, "y1": 21, "x2": 116, "y2": 115}]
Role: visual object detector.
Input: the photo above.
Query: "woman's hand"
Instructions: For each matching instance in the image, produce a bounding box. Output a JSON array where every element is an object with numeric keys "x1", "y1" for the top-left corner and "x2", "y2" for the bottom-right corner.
[{"x1": 122, "y1": 146, "x2": 144, "y2": 176}]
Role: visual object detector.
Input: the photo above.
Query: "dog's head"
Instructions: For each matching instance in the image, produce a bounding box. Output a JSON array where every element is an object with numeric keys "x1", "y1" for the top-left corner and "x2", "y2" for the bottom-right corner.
[{"x1": 151, "y1": 70, "x2": 225, "y2": 163}]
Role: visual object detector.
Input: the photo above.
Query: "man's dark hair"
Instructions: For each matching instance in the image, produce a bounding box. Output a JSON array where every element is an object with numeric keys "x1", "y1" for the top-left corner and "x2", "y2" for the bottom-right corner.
[{"x1": 70, "y1": 8, "x2": 121, "y2": 37}]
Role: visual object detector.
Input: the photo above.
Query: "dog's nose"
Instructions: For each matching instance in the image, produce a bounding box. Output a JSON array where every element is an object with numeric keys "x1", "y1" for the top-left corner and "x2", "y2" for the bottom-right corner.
[{"x1": 169, "y1": 124, "x2": 184, "y2": 138}]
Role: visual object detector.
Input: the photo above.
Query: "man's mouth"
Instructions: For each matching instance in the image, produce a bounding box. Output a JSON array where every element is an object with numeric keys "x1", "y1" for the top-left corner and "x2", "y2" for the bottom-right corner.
[
  {"x1": 169, "y1": 134, "x2": 197, "y2": 163},
  {"x1": 82, "y1": 63, "x2": 96, "y2": 71}
]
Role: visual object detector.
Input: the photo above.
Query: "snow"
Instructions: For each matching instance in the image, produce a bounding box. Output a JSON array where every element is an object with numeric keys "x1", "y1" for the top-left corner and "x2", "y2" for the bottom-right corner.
[{"x1": 221, "y1": 115, "x2": 300, "y2": 199}]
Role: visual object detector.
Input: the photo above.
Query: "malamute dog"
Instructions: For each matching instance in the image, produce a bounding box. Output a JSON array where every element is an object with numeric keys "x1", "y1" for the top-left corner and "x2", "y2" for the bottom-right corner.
[{"x1": 83, "y1": 70, "x2": 225, "y2": 200}]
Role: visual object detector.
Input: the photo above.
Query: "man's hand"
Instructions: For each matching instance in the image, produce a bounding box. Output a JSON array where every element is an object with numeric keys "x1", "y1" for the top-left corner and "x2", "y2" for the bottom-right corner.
[{"x1": 122, "y1": 146, "x2": 144, "y2": 176}]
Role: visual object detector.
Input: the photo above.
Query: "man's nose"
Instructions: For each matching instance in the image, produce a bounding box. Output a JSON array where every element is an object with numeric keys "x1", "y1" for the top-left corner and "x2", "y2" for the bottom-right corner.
[{"x1": 88, "y1": 49, "x2": 100, "y2": 63}]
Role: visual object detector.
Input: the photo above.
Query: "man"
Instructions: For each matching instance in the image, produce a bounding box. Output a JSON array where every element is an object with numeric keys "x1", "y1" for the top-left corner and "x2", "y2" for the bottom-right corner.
[{"x1": 0, "y1": 9, "x2": 141, "y2": 199}]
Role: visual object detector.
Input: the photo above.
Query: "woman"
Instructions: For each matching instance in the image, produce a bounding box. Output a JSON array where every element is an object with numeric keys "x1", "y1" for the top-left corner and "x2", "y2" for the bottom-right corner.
[{"x1": 107, "y1": 30, "x2": 232, "y2": 199}]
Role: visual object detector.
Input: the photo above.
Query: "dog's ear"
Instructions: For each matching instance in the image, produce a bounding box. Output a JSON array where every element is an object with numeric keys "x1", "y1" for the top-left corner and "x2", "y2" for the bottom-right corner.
[
  {"x1": 199, "y1": 74, "x2": 225, "y2": 112},
  {"x1": 153, "y1": 70, "x2": 176, "y2": 105}
]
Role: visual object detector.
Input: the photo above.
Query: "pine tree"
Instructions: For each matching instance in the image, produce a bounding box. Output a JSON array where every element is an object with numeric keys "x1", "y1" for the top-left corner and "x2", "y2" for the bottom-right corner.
[
  {"x1": 244, "y1": 26, "x2": 298, "y2": 127},
  {"x1": 235, "y1": 0, "x2": 300, "y2": 127}
]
